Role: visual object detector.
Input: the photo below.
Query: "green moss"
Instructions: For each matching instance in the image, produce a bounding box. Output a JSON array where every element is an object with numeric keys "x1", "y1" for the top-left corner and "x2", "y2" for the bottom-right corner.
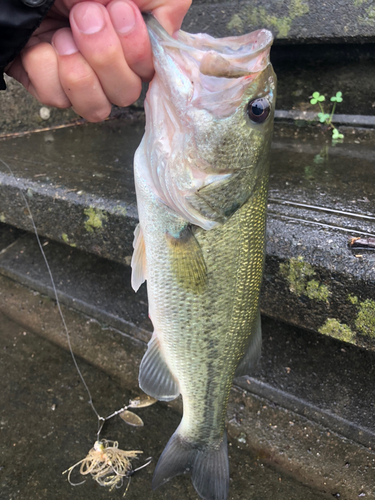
[
  {"x1": 319, "y1": 319, "x2": 356, "y2": 345},
  {"x1": 359, "y1": 6, "x2": 375, "y2": 25},
  {"x1": 228, "y1": 0, "x2": 309, "y2": 37},
  {"x1": 61, "y1": 233, "x2": 76, "y2": 248},
  {"x1": 113, "y1": 205, "x2": 127, "y2": 217},
  {"x1": 280, "y1": 257, "x2": 330, "y2": 302},
  {"x1": 280, "y1": 256, "x2": 314, "y2": 295},
  {"x1": 227, "y1": 14, "x2": 244, "y2": 33},
  {"x1": 0, "y1": 213, "x2": 5, "y2": 223},
  {"x1": 305, "y1": 280, "x2": 330, "y2": 302},
  {"x1": 84, "y1": 207, "x2": 107, "y2": 233},
  {"x1": 355, "y1": 299, "x2": 375, "y2": 338},
  {"x1": 348, "y1": 294, "x2": 359, "y2": 305},
  {"x1": 290, "y1": 0, "x2": 310, "y2": 17}
]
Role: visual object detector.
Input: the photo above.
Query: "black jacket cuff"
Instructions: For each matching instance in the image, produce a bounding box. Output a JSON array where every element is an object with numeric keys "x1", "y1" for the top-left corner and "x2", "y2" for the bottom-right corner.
[{"x1": 0, "y1": 0, "x2": 55, "y2": 90}]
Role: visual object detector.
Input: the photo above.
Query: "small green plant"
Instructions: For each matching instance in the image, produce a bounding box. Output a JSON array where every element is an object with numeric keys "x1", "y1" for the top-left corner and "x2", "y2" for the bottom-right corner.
[{"x1": 310, "y1": 91, "x2": 344, "y2": 141}]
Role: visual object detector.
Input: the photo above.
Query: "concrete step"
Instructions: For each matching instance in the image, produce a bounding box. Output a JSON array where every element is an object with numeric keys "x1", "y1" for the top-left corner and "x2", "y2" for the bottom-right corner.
[
  {"x1": 0, "y1": 117, "x2": 373, "y2": 349},
  {"x1": 0, "y1": 234, "x2": 374, "y2": 498},
  {"x1": 0, "y1": 224, "x2": 374, "y2": 451},
  {"x1": 184, "y1": 0, "x2": 375, "y2": 43}
]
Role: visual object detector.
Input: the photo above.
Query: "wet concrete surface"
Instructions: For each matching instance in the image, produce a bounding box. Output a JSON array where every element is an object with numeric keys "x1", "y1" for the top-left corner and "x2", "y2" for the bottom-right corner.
[
  {"x1": 0, "y1": 117, "x2": 373, "y2": 348},
  {"x1": 0, "y1": 312, "x2": 333, "y2": 500},
  {"x1": 0, "y1": 229, "x2": 375, "y2": 448}
]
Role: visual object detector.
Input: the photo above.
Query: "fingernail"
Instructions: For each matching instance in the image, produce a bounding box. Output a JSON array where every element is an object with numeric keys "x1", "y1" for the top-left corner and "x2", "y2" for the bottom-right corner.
[
  {"x1": 109, "y1": 0, "x2": 136, "y2": 34},
  {"x1": 53, "y1": 29, "x2": 78, "y2": 56},
  {"x1": 72, "y1": 3, "x2": 105, "y2": 35}
]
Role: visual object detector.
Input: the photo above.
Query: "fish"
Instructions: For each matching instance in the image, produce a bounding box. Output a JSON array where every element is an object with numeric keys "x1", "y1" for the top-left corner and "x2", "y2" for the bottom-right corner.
[{"x1": 131, "y1": 14, "x2": 276, "y2": 500}]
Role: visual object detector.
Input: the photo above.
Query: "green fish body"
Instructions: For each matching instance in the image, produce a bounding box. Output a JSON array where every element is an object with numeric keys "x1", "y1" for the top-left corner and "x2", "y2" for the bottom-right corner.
[{"x1": 132, "y1": 16, "x2": 276, "y2": 500}]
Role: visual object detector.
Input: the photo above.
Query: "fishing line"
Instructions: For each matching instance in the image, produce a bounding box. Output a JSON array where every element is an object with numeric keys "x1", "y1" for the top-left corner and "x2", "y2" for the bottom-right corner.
[
  {"x1": 0, "y1": 155, "x2": 152, "y2": 491},
  {"x1": 0, "y1": 157, "x2": 102, "y2": 424}
]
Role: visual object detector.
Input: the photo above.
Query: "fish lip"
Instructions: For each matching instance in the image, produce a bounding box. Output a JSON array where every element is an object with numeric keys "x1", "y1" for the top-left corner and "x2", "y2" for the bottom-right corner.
[{"x1": 143, "y1": 13, "x2": 273, "y2": 77}]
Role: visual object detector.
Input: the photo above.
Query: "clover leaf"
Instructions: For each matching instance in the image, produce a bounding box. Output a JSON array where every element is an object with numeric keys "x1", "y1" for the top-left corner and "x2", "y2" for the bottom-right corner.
[
  {"x1": 330, "y1": 91, "x2": 343, "y2": 103},
  {"x1": 332, "y1": 128, "x2": 344, "y2": 139},
  {"x1": 310, "y1": 91, "x2": 326, "y2": 105},
  {"x1": 317, "y1": 112, "x2": 330, "y2": 123}
]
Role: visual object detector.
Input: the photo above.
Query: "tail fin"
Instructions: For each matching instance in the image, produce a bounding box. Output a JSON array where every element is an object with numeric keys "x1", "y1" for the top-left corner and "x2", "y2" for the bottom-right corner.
[{"x1": 152, "y1": 428, "x2": 229, "y2": 500}]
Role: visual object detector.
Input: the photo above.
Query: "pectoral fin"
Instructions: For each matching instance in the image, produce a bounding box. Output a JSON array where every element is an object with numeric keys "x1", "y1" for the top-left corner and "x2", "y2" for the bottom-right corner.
[
  {"x1": 235, "y1": 311, "x2": 262, "y2": 377},
  {"x1": 139, "y1": 333, "x2": 180, "y2": 401},
  {"x1": 131, "y1": 224, "x2": 147, "y2": 292},
  {"x1": 166, "y1": 226, "x2": 207, "y2": 293}
]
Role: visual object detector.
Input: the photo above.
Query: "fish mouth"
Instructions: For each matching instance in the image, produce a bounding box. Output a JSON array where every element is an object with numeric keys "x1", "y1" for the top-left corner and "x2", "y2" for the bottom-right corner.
[{"x1": 143, "y1": 13, "x2": 273, "y2": 78}]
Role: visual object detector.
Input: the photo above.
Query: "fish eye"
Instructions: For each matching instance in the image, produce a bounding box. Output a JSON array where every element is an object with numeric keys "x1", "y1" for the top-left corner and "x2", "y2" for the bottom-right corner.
[{"x1": 246, "y1": 98, "x2": 270, "y2": 123}]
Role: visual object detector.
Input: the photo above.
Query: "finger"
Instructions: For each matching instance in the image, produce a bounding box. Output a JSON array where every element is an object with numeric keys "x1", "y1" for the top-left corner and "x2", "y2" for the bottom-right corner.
[
  {"x1": 134, "y1": 0, "x2": 192, "y2": 35},
  {"x1": 70, "y1": 2, "x2": 142, "y2": 107},
  {"x1": 53, "y1": 0, "x2": 109, "y2": 18},
  {"x1": 107, "y1": 0, "x2": 153, "y2": 81},
  {"x1": 19, "y1": 42, "x2": 71, "y2": 108},
  {"x1": 52, "y1": 28, "x2": 112, "y2": 122}
]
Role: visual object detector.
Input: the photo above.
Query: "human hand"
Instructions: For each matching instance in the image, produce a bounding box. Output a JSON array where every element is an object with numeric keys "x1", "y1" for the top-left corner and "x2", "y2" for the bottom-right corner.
[{"x1": 6, "y1": 0, "x2": 191, "y2": 122}]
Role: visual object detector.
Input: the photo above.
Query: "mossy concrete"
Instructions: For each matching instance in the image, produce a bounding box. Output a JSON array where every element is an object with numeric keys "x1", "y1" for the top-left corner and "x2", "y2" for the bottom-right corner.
[
  {"x1": 279, "y1": 256, "x2": 330, "y2": 302},
  {"x1": 84, "y1": 207, "x2": 108, "y2": 233},
  {"x1": 185, "y1": 0, "x2": 375, "y2": 42},
  {"x1": 319, "y1": 318, "x2": 356, "y2": 345},
  {"x1": 355, "y1": 299, "x2": 375, "y2": 338},
  {"x1": 227, "y1": 0, "x2": 309, "y2": 38}
]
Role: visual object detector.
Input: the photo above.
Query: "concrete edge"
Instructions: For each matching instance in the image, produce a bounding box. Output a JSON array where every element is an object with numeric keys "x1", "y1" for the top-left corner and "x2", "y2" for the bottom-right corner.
[{"x1": 275, "y1": 110, "x2": 375, "y2": 127}]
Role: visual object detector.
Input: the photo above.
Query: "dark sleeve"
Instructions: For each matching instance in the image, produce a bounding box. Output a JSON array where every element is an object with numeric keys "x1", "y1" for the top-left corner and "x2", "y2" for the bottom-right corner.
[{"x1": 0, "y1": 0, "x2": 56, "y2": 90}]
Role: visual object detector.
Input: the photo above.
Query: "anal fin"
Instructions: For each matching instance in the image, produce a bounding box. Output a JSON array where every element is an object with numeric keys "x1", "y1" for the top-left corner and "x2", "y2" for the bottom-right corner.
[
  {"x1": 139, "y1": 334, "x2": 180, "y2": 401},
  {"x1": 235, "y1": 311, "x2": 262, "y2": 378}
]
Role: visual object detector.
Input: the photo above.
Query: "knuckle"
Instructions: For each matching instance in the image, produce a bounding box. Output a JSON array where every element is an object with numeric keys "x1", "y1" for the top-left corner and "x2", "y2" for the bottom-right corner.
[
  {"x1": 90, "y1": 45, "x2": 118, "y2": 70},
  {"x1": 24, "y1": 42, "x2": 54, "y2": 67},
  {"x1": 113, "y1": 83, "x2": 142, "y2": 108},
  {"x1": 64, "y1": 68, "x2": 93, "y2": 90}
]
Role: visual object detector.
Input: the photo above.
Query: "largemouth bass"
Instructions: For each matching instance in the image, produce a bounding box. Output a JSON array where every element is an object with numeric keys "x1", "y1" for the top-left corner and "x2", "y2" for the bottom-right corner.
[{"x1": 132, "y1": 15, "x2": 276, "y2": 500}]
